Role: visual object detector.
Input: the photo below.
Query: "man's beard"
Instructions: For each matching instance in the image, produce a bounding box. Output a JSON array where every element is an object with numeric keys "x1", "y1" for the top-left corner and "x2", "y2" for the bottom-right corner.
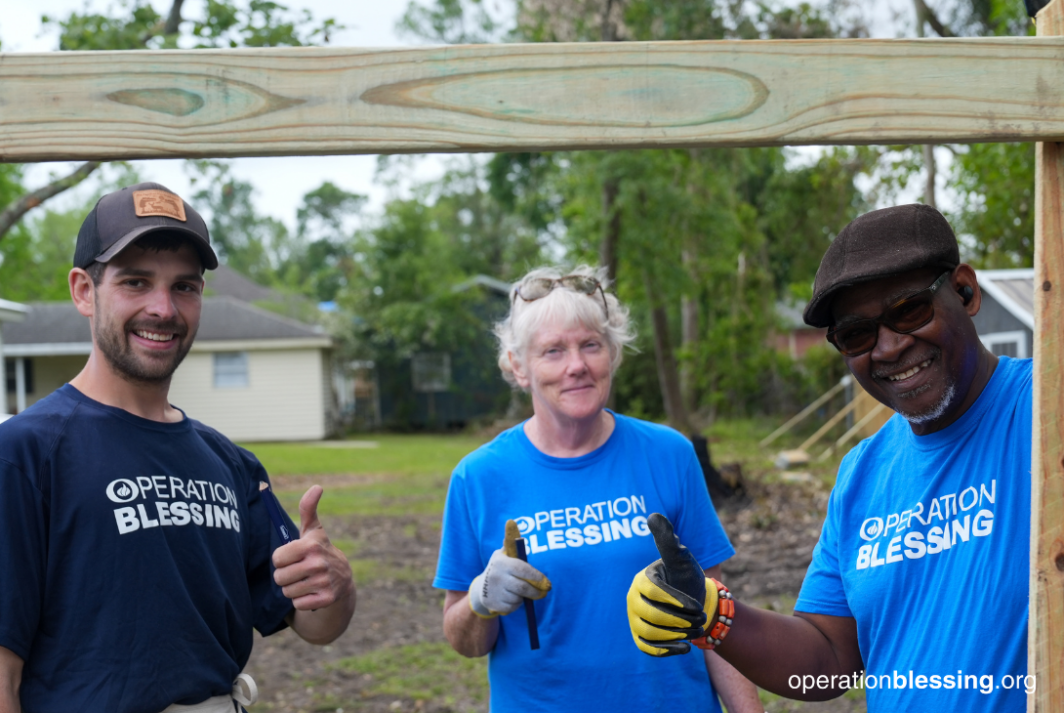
[
  {"x1": 93, "y1": 314, "x2": 193, "y2": 385},
  {"x1": 898, "y1": 381, "x2": 957, "y2": 425}
]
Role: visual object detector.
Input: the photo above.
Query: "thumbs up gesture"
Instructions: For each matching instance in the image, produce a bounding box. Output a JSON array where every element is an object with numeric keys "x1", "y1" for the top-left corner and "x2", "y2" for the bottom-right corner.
[
  {"x1": 626, "y1": 513, "x2": 718, "y2": 657},
  {"x1": 467, "y1": 520, "x2": 552, "y2": 618},
  {"x1": 272, "y1": 485, "x2": 354, "y2": 612}
]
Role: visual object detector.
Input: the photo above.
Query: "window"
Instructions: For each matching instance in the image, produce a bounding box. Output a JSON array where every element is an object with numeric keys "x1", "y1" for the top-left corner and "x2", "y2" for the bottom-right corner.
[
  {"x1": 411, "y1": 353, "x2": 451, "y2": 392},
  {"x1": 980, "y1": 331, "x2": 1027, "y2": 360},
  {"x1": 213, "y1": 352, "x2": 249, "y2": 388},
  {"x1": 4, "y1": 358, "x2": 34, "y2": 395}
]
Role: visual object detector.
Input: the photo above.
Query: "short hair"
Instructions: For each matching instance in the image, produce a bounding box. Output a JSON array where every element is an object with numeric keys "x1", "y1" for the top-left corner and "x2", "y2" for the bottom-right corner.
[
  {"x1": 85, "y1": 232, "x2": 206, "y2": 286},
  {"x1": 495, "y1": 264, "x2": 636, "y2": 389}
]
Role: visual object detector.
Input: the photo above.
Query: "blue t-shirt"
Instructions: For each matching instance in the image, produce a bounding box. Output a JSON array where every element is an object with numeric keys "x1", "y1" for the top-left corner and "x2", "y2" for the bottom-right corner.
[
  {"x1": 0, "y1": 385, "x2": 296, "y2": 713},
  {"x1": 796, "y1": 357, "x2": 1031, "y2": 711},
  {"x1": 434, "y1": 413, "x2": 735, "y2": 712}
]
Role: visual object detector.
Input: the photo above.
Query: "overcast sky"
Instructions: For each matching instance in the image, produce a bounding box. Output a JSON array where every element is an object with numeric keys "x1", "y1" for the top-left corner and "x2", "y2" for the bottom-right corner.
[{"x1": 1, "y1": 0, "x2": 926, "y2": 229}]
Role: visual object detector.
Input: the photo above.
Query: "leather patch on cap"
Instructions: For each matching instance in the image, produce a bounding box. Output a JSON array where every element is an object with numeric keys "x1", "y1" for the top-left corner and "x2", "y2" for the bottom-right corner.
[{"x1": 132, "y1": 189, "x2": 187, "y2": 221}]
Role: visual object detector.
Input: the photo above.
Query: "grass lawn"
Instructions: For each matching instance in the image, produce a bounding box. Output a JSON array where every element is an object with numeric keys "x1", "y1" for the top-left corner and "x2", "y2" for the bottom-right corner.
[
  {"x1": 243, "y1": 434, "x2": 487, "y2": 517},
  {"x1": 242, "y1": 419, "x2": 849, "y2": 520}
]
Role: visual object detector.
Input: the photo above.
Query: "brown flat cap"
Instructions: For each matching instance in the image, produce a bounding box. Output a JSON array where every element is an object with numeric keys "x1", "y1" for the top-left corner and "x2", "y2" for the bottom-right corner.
[{"x1": 803, "y1": 204, "x2": 959, "y2": 328}]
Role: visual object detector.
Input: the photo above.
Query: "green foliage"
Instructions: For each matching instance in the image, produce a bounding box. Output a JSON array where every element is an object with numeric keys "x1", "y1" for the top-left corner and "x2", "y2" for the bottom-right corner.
[
  {"x1": 188, "y1": 161, "x2": 288, "y2": 283},
  {"x1": 189, "y1": 0, "x2": 340, "y2": 48},
  {"x1": 397, "y1": 0, "x2": 502, "y2": 43},
  {"x1": 2, "y1": 1, "x2": 340, "y2": 299},
  {"x1": 949, "y1": 143, "x2": 1035, "y2": 268},
  {"x1": 283, "y1": 182, "x2": 366, "y2": 302},
  {"x1": 43, "y1": 0, "x2": 339, "y2": 51},
  {"x1": 0, "y1": 165, "x2": 143, "y2": 301},
  {"x1": 344, "y1": 160, "x2": 543, "y2": 360},
  {"x1": 44, "y1": 1, "x2": 168, "y2": 50},
  {"x1": 760, "y1": 147, "x2": 876, "y2": 300}
]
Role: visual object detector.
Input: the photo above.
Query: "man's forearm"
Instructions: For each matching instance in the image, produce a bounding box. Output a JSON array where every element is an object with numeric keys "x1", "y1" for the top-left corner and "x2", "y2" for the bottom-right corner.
[
  {"x1": 287, "y1": 585, "x2": 357, "y2": 645},
  {"x1": 443, "y1": 591, "x2": 499, "y2": 657},
  {"x1": 0, "y1": 646, "x2": 22, "y2": 713},
  {"x1": 713, "y1": 604, "x2": 862, "y2": 701}
]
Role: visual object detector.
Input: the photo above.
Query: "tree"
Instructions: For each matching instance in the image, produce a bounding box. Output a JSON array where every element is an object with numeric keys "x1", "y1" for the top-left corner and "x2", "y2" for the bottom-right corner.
[
  {"x1": 876, "y1": 0, "x2": 1035, "y2": 266},
  {"x1": 395, "y1": 0, "x2": 876, "y2": 427},
  {"x1": 0, "y1": 0, "x2": 338, "y2": 244}
]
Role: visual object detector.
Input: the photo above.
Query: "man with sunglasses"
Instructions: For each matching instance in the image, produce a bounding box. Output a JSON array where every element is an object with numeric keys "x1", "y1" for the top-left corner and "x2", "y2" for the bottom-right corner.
[{"x1": 626, "y1": 204, "x2": 1031, "y2": 710}]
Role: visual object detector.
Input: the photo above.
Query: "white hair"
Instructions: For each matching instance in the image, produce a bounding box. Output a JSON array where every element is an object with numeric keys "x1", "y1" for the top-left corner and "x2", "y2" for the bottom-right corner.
[{"x1": 495, "y1": 264, "x2": 636, "y2": 389}]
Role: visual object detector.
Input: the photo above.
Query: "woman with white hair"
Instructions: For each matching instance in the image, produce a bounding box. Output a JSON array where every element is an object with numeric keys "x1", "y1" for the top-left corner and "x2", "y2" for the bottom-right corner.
[{"x1": 432, "y1": 265, "x2": 760, "y2": 712}]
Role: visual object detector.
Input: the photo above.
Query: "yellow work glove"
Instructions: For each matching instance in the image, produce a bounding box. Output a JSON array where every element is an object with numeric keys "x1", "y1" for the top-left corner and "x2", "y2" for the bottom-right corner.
[
  {"x1": 469, "y1": 520, "x2": 552, "y2": 618},
  {"x1": 627, "y1": 513, "x2": 718, "y2": 656}
]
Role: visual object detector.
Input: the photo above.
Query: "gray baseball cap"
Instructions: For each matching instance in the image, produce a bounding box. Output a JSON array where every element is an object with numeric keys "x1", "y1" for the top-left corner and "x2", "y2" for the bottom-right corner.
[{"x1": 73, "y1": 182, "x2": 218, "y2": 270}]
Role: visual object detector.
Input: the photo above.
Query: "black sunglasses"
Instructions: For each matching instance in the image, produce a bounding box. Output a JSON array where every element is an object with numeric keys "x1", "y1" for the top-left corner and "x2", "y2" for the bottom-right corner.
[
  {"x1": 513, "y1": 275, "x2": 609, "y2": 319},
  {"x1": 826, "y1": 272, "x2": 952, "y2": 357}
]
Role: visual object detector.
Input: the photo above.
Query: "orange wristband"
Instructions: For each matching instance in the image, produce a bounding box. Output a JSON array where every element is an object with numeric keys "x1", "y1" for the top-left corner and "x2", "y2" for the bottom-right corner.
[{"x1": 692, "y1": 578, "x2": 733, "y2": 650}]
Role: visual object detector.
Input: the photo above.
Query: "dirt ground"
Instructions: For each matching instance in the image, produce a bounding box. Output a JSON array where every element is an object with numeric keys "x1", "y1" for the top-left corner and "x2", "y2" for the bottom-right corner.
[{"x1": 244, "y1": 475, "x2": 865, "y2": 713}]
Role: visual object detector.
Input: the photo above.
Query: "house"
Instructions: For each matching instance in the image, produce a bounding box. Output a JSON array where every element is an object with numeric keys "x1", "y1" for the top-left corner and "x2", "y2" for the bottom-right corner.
[
  {"x1": 973, "y1": 268, "x2": 1033, "y2": 359},
  {"x1": 0, "y1": 297, "x2": 29, "y2": 421},
  {"x1": 2, "y1": 296, "x2": 335, "y2": 442},
  {"x1": 773, "y1": 300, "x2": 828, "y2": 359}
]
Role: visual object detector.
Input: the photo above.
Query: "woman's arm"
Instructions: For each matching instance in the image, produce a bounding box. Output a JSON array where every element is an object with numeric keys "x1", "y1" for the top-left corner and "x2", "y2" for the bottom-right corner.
[
  {"x1": 443, "y1": 590, "x2": 500, "y2": 657},
  {"x1": 703, "y1": 566, "x2": 763, "y2": 713},
  {"x1": 0, "y1": 646, "x2": 22, "y2": 713}
]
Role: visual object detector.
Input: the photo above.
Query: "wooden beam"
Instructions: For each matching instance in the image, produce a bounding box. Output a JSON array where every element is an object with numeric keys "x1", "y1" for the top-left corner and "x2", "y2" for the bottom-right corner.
[
  {"x1": 4, "y1": 37, "x2": 1064, "y2": 162},
  {"x1": 1032, "y1": 2, "x2": 1064, "y2": 711}
]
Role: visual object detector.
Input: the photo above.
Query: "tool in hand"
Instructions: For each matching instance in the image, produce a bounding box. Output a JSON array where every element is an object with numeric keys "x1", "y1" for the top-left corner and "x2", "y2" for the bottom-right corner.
[{"x1": 514, "y1": 537, "x2": 540, "y2": 650}]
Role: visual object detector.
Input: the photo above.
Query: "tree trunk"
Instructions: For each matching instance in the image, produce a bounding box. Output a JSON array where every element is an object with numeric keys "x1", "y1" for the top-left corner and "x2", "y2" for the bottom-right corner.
[
  {"x1": 923, "y1": 143, "x2": 937, "y2": 209},
  {"x1": 913, "y1": 0, "x2": 939, "y2": 211},
  {"x1": 600, "y1": 178, "x2": 620, "y2": 284},
  {"x1": 644, "y1": 267, "x2": 692, "y2": 433},
  {"x1": 601, "y1": 178, "x2": 621, "y2": 410},
  {"x1": 680, "y1": 248, "x2": 699, "y2": 414}
]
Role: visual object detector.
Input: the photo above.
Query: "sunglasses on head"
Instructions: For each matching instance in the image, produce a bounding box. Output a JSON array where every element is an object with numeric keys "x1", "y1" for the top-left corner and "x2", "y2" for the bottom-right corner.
[
  {"x1": 826, "y1": 271, "x2": 952, "y2": 357},
  {"x1": 514, "y1": 275, "x2": 609, "y2": 319}
]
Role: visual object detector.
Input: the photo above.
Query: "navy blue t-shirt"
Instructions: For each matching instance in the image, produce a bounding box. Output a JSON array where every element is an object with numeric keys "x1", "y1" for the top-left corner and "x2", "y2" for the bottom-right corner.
[{"x1": 0, "y1": 385, "x2": 296, "y2": 713}]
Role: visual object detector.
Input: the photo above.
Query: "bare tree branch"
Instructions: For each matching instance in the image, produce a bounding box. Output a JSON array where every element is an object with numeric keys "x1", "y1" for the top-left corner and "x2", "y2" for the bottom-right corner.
[
  {"x1": 913, "y1": 0, "x2": 954, "y2": 37},
  {"x1": 164, "y1": 0, "x2": 186, "y2": 35},
  {"x1": 0, "y1": 162, "x2": 101, "y2": 240},
  {"x1": 141, "y1": 0, "x2": 186, "y2": 45},
  {"x1": 0, "y1": 0, "x2": 184, "y2": 243}
]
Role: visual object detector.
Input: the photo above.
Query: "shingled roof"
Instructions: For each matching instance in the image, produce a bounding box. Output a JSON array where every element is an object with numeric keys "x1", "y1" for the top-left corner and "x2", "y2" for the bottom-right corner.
[
  {"x1": 977, "y1": 268, "x2": 1034, "y2": 329},
  {"x1": 1, "y1": 296, "x2": 326, "y2": 355}
]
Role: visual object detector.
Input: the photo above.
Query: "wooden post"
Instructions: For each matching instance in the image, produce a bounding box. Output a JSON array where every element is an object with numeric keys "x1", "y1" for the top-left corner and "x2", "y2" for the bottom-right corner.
[{"x1": 1032, "y1": 2, "x2": 1064, "y2": 711}]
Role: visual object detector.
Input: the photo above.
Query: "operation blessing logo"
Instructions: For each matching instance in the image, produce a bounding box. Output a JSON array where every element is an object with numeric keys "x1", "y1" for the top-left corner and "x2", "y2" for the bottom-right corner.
[
  {"x1": 855, "y1": 479, "x2": 996, "y2": 570},
  {"x1": 105, "y1": 476, "x2": 242, "y2": 535},
  {"x1": 513, "y1": 494, "x2": 651, "y2": 553}
]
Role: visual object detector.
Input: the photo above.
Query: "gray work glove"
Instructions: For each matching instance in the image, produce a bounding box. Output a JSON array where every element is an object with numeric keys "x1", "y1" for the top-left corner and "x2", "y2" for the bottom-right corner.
[{"x1": 468, "y1": 520, "x2": 552, "y2": 618}]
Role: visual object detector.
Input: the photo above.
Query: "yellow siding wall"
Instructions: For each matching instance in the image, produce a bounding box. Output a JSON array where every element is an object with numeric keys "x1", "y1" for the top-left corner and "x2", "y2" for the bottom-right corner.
[
  {"x1": 8, "y1": 355, "x2": 87, "y2": 412},
  {"x1": 169, "y1": 348, "x2": 326, "y2": 442}
]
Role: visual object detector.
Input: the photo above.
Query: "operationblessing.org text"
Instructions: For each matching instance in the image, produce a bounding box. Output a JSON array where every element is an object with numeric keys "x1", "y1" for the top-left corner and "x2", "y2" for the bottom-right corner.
[{"x1": 788, "y1": 671, "x2": 1036, "y2": 696}]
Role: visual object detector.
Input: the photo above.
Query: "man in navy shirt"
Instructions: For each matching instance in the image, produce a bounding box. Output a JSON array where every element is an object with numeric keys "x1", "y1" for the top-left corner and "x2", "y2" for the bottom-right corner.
[
  {"x1": 627, "y1": 205, "x2": 1032, "y2": 711},
  {"x1": 0, "y1": 183, "x2": 355, "y2": 713}
]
